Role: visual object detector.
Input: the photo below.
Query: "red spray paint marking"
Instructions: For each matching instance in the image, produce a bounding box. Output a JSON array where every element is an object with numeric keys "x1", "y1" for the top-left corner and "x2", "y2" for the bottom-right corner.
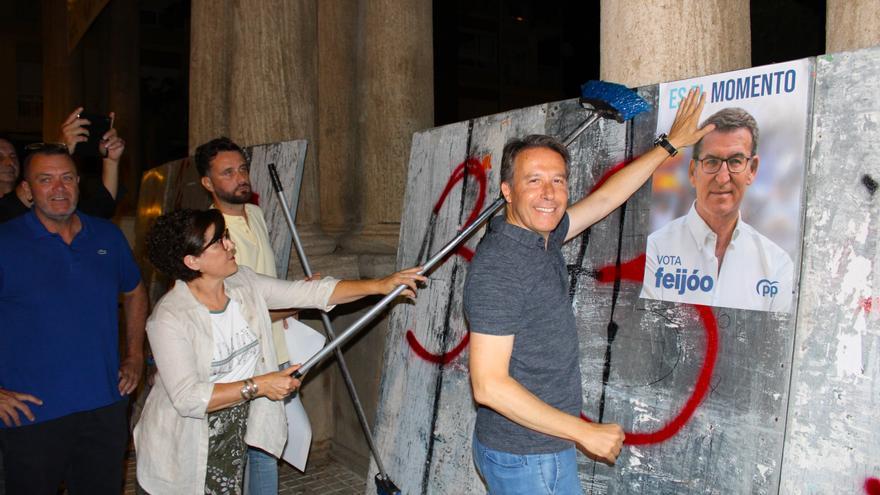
[
  {"x1": 455, "y1": 246, "x2": 475, "y2": 263},
  {"x1": 405, "y1": 156, "x2": 488, "y2": 363},
  {"x1": 429, "y1": 156, "x2": 489, "y2": 264},
  {"x1": 406, "y1": 330, "x2": 470, "y2": 365},
  {"x1": 858, "y1": 297, "x2": 879, "y2": 314},
  {"x1": 582, "y1": 255, "x2": 720, "y2": 445},
  {"x1": 866, "y1": 478, "x2": 880, "y2": 495},
  {"x1": 589, "y1": 159, "x2": 633, "y2": 194},
  {"x1": 432, "y1": 156, "x2": 488, "y2": 227},
  {"x1": 595, "y1": 254, "x2": 646, "y2": 283}
]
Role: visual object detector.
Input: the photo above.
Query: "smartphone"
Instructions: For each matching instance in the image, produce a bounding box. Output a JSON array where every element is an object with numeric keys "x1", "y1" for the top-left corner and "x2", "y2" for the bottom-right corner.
[{"x1": 75, "y1": 112, "x2": 112, "y2": 158}]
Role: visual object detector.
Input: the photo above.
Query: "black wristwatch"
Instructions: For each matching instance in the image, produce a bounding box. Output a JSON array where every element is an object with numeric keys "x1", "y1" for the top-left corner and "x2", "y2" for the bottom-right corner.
[{"x1": 653, "y1": 133, "x2": 678, "y2": 156}]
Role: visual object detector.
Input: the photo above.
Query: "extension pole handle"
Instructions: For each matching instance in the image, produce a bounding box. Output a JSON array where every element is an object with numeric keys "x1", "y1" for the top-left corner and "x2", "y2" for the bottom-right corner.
[
  {"x1": 294, "y1": 196, "x2": 506, "y2": 378},
  {"x1": 562, "y1": 112, "x2": 601, "y2": 147},
  {"x1": 268, "y1": 163, "x2": 284, "y2": 193},
  {"x1": 269, "y1": 162, "x2": 393, "y2": 477},
  {"x1": 268, "y1": 164, "x2": 315, "y2": 278}
]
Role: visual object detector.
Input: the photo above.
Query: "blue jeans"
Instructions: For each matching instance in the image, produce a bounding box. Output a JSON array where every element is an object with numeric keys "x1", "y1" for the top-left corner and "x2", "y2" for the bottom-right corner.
[
  {"x1": 245, "y1": 361, "x2": 291, "y2": 495},
  {"x1": 245, "y1": 447, "x2": 277, "y2": 495},
  {"x1": 473, "y1": 434, "x2": 582, "y2": 495}
]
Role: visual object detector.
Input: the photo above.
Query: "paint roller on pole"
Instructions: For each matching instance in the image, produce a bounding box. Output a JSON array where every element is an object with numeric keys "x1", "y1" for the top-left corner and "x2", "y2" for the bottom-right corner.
[{"x1": 291, "y1": 80, "x2": 649, "y2": 378}]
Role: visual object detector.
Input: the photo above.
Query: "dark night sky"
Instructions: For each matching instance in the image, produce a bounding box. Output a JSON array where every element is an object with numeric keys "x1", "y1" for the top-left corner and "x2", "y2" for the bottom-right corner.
[
  {"x1": 3, "y1": 0, "x2": 828, "y2": 169},
  {"x1": 433, "y1": 0, "x2": 826, "y2": 125}
]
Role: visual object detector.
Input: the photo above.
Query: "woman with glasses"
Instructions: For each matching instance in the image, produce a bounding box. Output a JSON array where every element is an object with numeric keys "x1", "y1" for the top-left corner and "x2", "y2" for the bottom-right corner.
[{"x1": 134, "y1": 209, "x2": 425, "y2": 494}]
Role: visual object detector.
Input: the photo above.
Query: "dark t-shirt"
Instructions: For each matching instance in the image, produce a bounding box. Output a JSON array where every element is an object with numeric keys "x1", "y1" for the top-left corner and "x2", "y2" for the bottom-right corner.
[
  {"x1": 463, "y1": 214, "x2": 582, "y2": 454},
  {"x1": 0, "y1": 192, "x2": 29, "y2": 223}
]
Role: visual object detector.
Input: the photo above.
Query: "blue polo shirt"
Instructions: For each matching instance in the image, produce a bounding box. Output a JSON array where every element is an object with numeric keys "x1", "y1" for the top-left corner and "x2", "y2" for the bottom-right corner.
[{"x1": 0, "y1": 210, "x2": 141, "y2": 427}]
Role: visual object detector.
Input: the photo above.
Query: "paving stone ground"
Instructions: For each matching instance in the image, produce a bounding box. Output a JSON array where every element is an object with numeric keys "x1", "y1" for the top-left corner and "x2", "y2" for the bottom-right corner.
[{"x1": 123, "y1": 449, "x2": 366, "y2": 494}]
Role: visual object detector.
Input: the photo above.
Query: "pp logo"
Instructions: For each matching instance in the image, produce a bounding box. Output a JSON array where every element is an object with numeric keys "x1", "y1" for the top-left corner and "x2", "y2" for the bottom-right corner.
[{"x1": 755, "y1": 279, "x2": 779, "y2": 298}]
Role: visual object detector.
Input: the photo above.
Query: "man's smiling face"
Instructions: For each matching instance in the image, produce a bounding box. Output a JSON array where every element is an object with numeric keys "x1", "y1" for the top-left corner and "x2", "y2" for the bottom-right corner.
[
  {"x1": 689, "y1": 128, "x2": 759, "y2": 223},
  {"x1": 24, "y1": 153, "x2": 80, "y2": 223},
  {"x1": 501, "y1": 146, "x2": 569, "y2": 241}
]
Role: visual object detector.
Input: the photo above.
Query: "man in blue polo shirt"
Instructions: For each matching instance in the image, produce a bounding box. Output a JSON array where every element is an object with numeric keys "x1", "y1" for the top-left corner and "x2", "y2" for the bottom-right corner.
[
  {"x1": 463, "y1": 89, "x2": 714, "y2": 494},
  {"x1": 0, "y1": 144, "x2": 147, "y2": 495}
]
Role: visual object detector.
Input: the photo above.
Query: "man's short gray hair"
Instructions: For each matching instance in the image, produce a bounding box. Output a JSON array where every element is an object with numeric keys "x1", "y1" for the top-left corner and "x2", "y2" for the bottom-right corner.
[
  {"x1": 500, "y1": 134, "x2": 570, "y2": 185},
  {"x1": 693, "y1": 107, "x2": 759, "y2": 158}
]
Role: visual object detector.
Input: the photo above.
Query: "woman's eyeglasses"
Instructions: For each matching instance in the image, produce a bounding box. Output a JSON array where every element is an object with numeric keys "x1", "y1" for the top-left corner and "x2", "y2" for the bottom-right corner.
[{"x1": 200, "y1": 228, "x2": 231, "y2": 253}]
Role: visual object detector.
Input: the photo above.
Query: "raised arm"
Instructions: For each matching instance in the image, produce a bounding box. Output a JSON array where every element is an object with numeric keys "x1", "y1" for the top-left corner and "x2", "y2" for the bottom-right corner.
[
  {"x1": 252, "y1": 265, "x2": 426, "y2": 311},
  {"x1": 469, "y1": 332, "x2": 624, "y2": 464},
  {"x1": 58, "y1": 107, "x2": 124, "y2": 200},
  {"x1": 565, "y1": 88, "x2": 716, "y2": 241},
  {"x1": 327, "y1": 266, "x2": 426, "y2": 305},
  {"x1": 99, "y1": 117, "x2": 124, "y2": 200}
]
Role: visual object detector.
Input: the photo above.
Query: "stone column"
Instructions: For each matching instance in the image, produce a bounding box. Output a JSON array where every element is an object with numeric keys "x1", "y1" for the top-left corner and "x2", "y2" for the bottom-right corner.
[
  {"x1": 827, "y1": 0, "x2": 880, "y2": 53},
  {"x1": 342, "y1": 0, "x2": 434, "y2": 254},
  {"x1": 189, "y1": 1, "x2": 232, "y2": 149},
  {"x1": 189, "y1": 0, "x2": 334, "y2": 253},
  {"x1": 317, "y1": 0, "x2": 360, "y2": 237},
  {"x1": 600, "y1": 0, "x2": 751, "y2": 87}
]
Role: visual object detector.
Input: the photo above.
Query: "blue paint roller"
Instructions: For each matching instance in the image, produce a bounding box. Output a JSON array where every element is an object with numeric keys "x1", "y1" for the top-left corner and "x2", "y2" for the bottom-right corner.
[
  {"x1": 287, "y1": 80, "x2": 650, "y2": 495},
  {"x1": 559, "y1": 80, "x2": 651, "y2": 146}
]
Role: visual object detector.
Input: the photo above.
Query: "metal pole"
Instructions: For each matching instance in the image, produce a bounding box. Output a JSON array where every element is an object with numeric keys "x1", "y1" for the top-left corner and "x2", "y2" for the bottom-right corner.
[
  {"x1": 562, "y1": 112, "x2": 600, "y2": 147},
  {"x1": 294, "y1": 196, "x2": 506, "y2": 377},
  {"x1": 268, "y1": 164, "x2": 395, "y2": 480}
]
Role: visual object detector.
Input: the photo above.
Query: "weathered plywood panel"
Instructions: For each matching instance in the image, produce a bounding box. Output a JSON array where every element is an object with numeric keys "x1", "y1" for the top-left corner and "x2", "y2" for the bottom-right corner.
[
  {"x1": 779, "y1": 47, "x2": 880, "y2": 494},
  {"x1": 247, "y1": 140, "x2": 308, "y2": 278},
  {"x1": 373, "y1": 50, "x2": 880, "y2": 495},
  {"x1": 368, "y1": 120, "x2": 472, "y2": 493},
  {"x1": 372, "y1": 84, "x2": 807, "y2": 493},
  {"x1": 574, "y1": 87, "x2": 801, "y2": 494}
]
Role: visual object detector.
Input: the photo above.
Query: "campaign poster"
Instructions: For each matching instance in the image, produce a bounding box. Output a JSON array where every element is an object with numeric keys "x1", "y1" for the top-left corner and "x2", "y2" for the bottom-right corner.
[{"x1": 640, "y1": 59, "x2": 811, "y2": 313}]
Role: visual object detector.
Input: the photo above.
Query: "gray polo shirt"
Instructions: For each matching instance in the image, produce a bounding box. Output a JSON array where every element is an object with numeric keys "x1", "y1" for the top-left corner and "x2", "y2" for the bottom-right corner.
[{"x1": 463, "y1": 213, "x2": 582, "y2": 454}]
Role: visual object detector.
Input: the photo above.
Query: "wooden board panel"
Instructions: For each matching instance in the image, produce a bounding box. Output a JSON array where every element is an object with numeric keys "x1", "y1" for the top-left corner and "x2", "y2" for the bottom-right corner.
[
  {"x1": 368, "y1": 120, "x2": 472, "y2": 493},
  {"x1": 574, "y1": 86, "x2": 799, "y2": 494},
  {"x1": 372, "y1": 86, "x2": 808, "y2": 493},
  {"x1": 247, "y1": 140, "x2": 308, "y2": 278},
  {"x1": 779, "y1": 47, "x2": 880, "y2": 494}
]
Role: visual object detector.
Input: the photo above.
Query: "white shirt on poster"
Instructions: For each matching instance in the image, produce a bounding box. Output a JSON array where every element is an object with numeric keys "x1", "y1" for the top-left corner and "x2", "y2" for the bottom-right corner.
[{"x1": 640, "y1": 204, "x2": 794, "y2": 313}]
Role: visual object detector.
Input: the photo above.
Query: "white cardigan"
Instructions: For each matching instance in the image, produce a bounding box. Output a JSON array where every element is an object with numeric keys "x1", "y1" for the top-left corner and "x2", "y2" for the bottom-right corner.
[{"x1": 134, "y1": 266, "x2": 338, "y2": 494}]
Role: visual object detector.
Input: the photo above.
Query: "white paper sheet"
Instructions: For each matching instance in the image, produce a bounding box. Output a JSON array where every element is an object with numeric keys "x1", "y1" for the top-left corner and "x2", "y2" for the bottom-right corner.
[{"x1": 280, "y1": 317, "x2": 326, "y2": 470}]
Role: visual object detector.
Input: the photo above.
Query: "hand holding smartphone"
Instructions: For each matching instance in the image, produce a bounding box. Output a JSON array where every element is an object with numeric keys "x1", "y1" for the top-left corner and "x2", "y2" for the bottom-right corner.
[{"x1": 74, "y1": 111, "x2": 113, "y2": 158}]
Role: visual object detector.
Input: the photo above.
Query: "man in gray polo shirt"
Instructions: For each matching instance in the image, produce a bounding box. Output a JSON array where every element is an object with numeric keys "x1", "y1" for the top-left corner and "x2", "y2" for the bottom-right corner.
[{"x1": 463, "y1": 88, "x2": 713, "y2": 494}]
